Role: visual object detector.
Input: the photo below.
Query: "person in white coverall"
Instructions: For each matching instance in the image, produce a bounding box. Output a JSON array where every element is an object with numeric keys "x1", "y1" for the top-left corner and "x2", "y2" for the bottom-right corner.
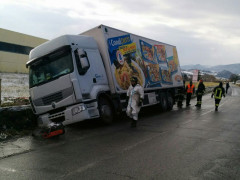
[{"x1": 126, "y1": 77, "x2": 144, "y2": 127}]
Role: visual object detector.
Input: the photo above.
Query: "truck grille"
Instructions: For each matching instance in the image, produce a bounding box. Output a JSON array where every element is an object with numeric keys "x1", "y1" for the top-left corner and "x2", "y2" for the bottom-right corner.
[
  {"x1": 49, "y1": 112, "x2": 65, "y2": 123},
  {"x1": 49, "y1": 112, "x2": 65, "y2": 120},
  {"x1": 42, "y1": 92, "x2": 63, "y2": 105},
  {"x1": 33, "y1": 87, "x2": 73, "y2": 106}
]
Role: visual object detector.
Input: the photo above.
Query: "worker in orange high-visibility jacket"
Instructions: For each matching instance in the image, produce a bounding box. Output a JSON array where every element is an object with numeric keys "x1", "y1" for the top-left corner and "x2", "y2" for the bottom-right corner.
[{"x1": 185, "y1": 81, "x2": 195, "y2": 106}]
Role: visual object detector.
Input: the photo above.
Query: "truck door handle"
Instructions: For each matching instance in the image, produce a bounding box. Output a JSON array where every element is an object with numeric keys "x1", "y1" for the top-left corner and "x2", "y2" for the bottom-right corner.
[{"x1": 93, "y1": 78, "x2": 97, "y2": 83}]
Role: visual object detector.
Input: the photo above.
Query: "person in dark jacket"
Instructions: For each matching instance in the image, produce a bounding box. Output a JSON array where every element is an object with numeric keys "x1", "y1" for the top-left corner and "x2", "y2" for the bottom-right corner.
[
  {"x1": 185, "y1": 81, "x2": 195, "y2": 106},
  {"x1": 195, "y1": 79, "x2": 205, "y2": 107},
  {"x1": 177, "y1": 81, "x2": 185, "y2": 107},
  {"x1": 226, "y1": 82, "x2": 230, "y2": 94},
  {"x1": 211, "y1": 82, "x2": 225, "y2": 111}
]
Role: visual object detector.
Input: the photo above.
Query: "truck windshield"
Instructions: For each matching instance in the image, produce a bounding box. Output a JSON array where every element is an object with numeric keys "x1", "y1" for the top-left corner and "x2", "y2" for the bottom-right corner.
[{"x1": 29, "y1": 46, "x2": 73, "y2": 88}]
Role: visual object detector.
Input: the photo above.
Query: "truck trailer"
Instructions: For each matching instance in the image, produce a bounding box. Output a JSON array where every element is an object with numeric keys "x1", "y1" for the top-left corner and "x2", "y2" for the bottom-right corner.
[{"x1": 26, "y1": 25, "x2": 184, "y2": 127}]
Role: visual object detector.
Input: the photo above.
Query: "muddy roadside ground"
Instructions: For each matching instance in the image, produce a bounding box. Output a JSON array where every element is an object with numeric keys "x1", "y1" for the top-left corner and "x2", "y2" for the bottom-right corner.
[{"x1": 0, "y1": 104, "x2": 37, "y2": 142}]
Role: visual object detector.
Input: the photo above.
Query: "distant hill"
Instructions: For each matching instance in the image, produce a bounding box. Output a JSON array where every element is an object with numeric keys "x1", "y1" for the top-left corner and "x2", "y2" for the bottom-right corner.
[
  {"x1": 210, "y1": 64, "x2": 240, "y2": 74},
  {"x1": 216, "y1": 70, "x2": 233, "y2": 79},
  {"x1": 180, "y1": 64, "x2": 210, "y2": 71},
  {"x1": 181, "y1": 63, "x2": 240, "y2": 74}
]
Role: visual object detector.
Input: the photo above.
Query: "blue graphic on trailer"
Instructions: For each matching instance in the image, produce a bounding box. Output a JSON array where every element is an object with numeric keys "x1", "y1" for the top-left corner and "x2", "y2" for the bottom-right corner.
[
  {"x1": 139, "y1": 39, "x2": 162, "y2": 87},
  {"x1": 145, "y1": 65, "x2": 162, "y2": 88},
  {"x1": 160, "y1": 66, "x2": 173, "y2": 85},
  {"x1": 107, "y1": 34, "x2": 132, "y2": 64},
  {"x1": 139, "y1": 40, "x2": 157, "y2": 64},
  {"x1": 167, "y1": 56, "x2": 178, "y2": 75},
  {"x1": 154, "y1": 45, "x2": 168, "y2": 64}
]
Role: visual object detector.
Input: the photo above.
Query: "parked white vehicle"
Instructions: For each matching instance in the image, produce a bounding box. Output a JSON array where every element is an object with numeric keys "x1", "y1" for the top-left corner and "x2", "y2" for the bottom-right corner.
[{"x1": 26, "y1": 25, "x2": 184, "y2": 127}]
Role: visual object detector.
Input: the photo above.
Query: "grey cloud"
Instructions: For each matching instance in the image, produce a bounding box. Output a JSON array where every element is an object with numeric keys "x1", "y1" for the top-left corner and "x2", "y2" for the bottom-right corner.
[
  {"x1": 1, "y1": 0, "x2": 239, "y2": 66},
  {"x1": 137, "y1": 23, "x2": 239, "y2": 65}
]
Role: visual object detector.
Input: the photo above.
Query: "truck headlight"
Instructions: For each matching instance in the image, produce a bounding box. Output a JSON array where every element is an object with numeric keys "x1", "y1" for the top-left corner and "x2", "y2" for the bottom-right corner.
[{"x1": 72, "y1": 105, "x2": 86, "y2": 115}]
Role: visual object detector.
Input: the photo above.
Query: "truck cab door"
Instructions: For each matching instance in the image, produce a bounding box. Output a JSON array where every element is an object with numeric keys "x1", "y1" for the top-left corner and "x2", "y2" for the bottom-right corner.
[{"x1": 74, "y1": 48, "x2": 108, "y2": 99}]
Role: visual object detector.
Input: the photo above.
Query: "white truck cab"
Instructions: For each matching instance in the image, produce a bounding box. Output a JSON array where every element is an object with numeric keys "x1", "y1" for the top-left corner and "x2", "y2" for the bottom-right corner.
[{"x1": 27, "y1": 35, "x2": 109, "y2": 126}]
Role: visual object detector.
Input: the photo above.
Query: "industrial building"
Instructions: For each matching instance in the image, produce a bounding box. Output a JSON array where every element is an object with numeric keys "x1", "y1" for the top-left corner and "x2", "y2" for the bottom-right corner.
[{"x1": 0, "y1": 28, "x2": 47, "y2": 73}]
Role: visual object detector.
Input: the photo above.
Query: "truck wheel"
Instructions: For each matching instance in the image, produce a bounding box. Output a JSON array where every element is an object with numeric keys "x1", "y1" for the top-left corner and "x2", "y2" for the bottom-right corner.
[
  {"x1": 160, "y1": 95, "x2": 168, "y2": 112},
  {"x1": 167, "y1": 92, "x2": 173, "y2": 110},
  {"x1": 98, "y1": 98, "x2": 114, "y2": 124}
]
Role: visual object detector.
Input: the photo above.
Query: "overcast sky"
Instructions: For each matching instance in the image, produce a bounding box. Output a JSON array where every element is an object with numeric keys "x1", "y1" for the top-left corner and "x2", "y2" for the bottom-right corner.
[{"x1": 1, "y1": 0, "x2": 240, "y2": 66}]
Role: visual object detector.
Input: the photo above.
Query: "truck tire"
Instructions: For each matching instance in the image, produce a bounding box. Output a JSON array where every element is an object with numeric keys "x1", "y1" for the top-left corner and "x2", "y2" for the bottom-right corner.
[
  {"x1": 160, "y1": 95, "x2": 168, "y2": 112},
  {"x1": 167, "y1": 92, "x2": 173, "y2": 110},
  {"x1": 98, "y1": 97, "x2": 114, "y2": 124}
]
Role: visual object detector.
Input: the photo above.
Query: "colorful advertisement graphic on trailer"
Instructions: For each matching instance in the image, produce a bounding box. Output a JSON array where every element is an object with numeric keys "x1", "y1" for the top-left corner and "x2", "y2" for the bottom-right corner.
[{"x1": 107, "y1": 34, "x2": 182, "y2": 91}]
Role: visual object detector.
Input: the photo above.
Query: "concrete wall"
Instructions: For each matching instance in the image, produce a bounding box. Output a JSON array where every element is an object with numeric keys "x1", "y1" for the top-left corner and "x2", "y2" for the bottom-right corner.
[{"x1": 0, "y1": 28, "x2": 48, "y2": 73}]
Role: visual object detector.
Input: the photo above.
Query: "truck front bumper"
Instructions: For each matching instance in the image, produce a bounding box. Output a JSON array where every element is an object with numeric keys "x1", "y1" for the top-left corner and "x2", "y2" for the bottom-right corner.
[{"x1": 38, "y1": 103, "x2": 91, "y2": 127}]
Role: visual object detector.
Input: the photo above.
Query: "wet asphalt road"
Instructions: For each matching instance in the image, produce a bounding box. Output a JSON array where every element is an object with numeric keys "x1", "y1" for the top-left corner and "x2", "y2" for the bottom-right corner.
[{"x1": 1, "y1": 85, "x2": 240, "y2": 180}]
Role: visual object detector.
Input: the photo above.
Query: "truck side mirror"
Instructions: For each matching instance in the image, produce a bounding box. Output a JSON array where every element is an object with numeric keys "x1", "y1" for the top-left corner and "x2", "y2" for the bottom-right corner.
[
  {"x1": 74, "y1": 49, "x2": 90, "y2": 75},
  {"x1": 80, "y1": 57, "x2": 89, "y2": 69}
]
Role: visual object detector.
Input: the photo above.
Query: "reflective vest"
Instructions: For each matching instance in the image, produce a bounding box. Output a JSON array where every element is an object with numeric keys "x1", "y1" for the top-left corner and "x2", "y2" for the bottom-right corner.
[
  {"x1": 214, "y1": 88, "x2": 222, "y2": 99},
  {"x1": 187, "y1": 84, "x2": 194, "y2": 93}
]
